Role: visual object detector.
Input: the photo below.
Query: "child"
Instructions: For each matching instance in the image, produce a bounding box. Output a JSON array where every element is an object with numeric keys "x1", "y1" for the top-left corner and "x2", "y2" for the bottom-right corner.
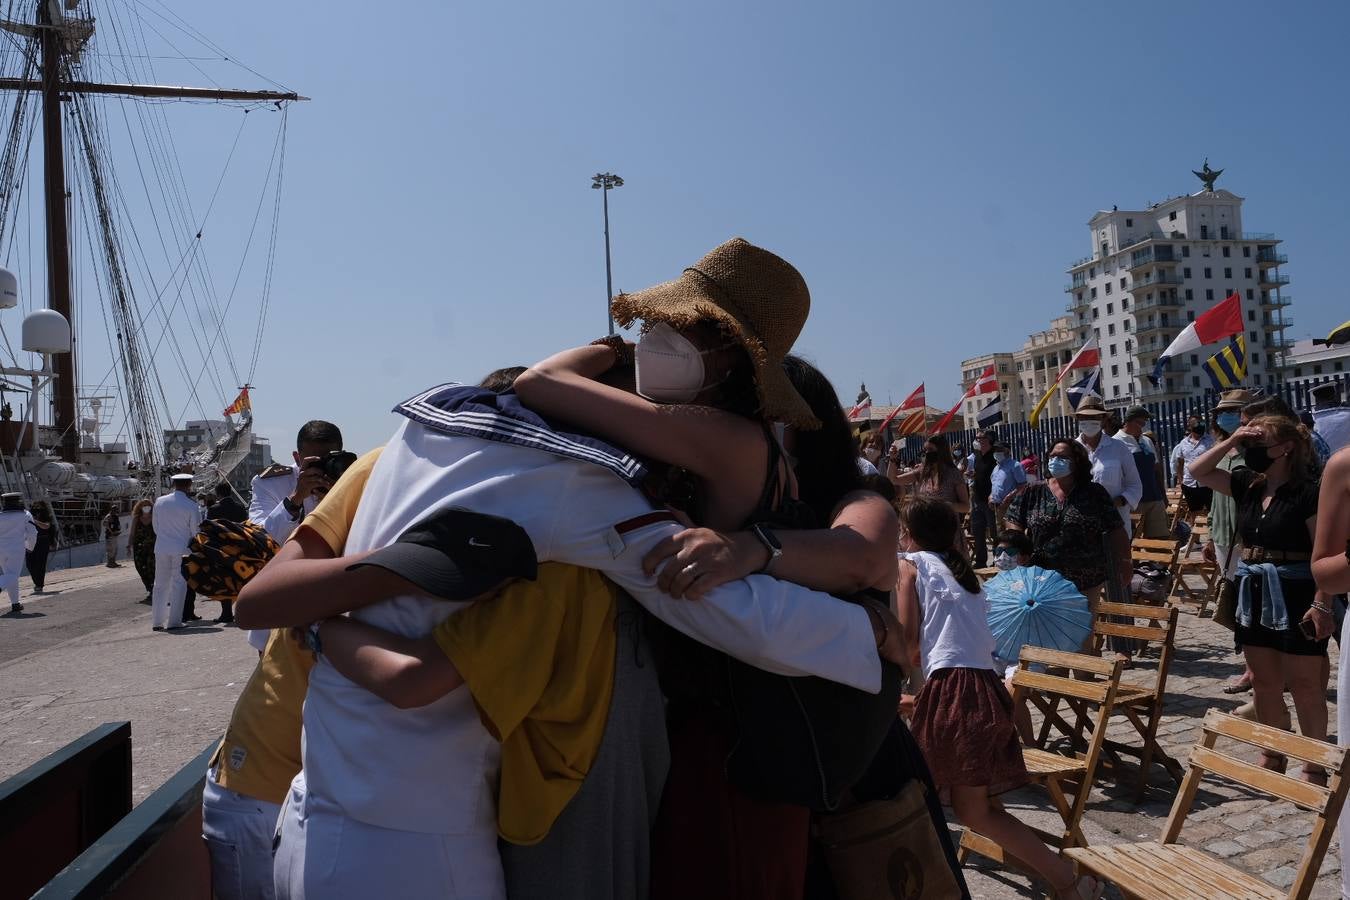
[
  {"x1": 993, "y1": 531, "x2": 1034, "y2": 571},
  {"x1": 896, "y1": 497, "x2": 1101, "y2": 899}
]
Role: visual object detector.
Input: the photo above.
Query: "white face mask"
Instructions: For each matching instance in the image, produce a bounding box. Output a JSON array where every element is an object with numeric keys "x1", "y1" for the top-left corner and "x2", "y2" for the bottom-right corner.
[
  {"x1": 1078, "y1": 420, "x2": 1103, "y2": 437},
  {"x1": 635, "y1": 322, "x2": 726, "y2": 403},
  {"x1": 995, "y1": 553, "x2": 1019, "y2": 571},
  {"x1": 864, "y1": 447, "x2": 881, "y2": 463}
]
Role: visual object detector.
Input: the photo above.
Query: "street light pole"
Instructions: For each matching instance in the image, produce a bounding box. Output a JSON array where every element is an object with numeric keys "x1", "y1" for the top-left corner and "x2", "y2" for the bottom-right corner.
[{"x1": 591, "y1": 172, "x2": 623, "y2": 334}]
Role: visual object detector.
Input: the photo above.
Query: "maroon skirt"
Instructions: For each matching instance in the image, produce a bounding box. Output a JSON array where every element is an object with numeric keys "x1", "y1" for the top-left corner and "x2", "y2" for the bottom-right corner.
[{"x1": 911, "y1": 667, "x2": 1029, "y2": 798}]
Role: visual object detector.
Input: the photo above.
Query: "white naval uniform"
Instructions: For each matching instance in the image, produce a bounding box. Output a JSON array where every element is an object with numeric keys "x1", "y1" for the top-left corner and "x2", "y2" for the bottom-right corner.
[
  {"x1": 273, "y1": 418, "x2": 881, "y2": 900},
  {"x1": 247, "y1": 464, "x2": 318, "y2": 651},
  {"x1": 0, "y1": 509, "x2": 36, "y2": 608},
  {"x1": 150, "y1": 489, "x2": 202, "y2": 628}
]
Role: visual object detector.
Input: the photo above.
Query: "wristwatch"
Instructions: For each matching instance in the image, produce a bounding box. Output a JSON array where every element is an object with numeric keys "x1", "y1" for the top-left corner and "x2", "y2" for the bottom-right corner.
[
  {"x1": 282, "y1": 495, "x2": 304, "y2": 522},
  {"x1": 751, "y1": 523, "x2": 782, "y2": 573}
]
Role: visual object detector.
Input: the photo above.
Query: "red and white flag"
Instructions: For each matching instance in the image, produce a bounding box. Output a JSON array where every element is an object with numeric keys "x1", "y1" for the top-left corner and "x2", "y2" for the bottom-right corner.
[
  {"x1": 846, "y1": 396, "x2": 873, "y2": 422},
  {"x1": 931, "y1": 365, "x2": 996, "y2": 434},
  {"x1": 1028, "y1": 338, "x2": 1099, "y2": 427},
  {"x1": 878, "y1": 383, "x2": 925, "y2": 431}
]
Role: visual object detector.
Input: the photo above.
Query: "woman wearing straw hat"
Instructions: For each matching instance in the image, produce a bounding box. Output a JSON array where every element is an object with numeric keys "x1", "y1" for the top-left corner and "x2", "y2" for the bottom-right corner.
[{"x1": 514, "y1": 238, "x2": 915, "y2": 900}]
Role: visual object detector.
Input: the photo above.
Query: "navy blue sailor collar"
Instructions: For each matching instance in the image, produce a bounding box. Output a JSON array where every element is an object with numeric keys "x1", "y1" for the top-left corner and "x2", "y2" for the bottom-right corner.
[{"x1": 394, "y1": 383, "x2": 650, "y2": 488}]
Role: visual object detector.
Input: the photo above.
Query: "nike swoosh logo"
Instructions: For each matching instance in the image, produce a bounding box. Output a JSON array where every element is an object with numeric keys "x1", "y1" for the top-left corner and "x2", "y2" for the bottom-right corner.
[{"x1": 467, "y1": 538, "x2": 492, "y2": 548}]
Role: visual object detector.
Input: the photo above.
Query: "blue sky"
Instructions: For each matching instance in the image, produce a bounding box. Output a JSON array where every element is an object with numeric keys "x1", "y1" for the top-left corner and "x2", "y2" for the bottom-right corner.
[{"x1": 8, "y1": 1, "x2": 1348, "y2": 454}]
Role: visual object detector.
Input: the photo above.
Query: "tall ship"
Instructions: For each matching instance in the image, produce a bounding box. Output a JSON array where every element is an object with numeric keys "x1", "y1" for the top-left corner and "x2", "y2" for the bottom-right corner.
[{"x1": 0, "y1": 0, "x2": 302, "y2": 545}]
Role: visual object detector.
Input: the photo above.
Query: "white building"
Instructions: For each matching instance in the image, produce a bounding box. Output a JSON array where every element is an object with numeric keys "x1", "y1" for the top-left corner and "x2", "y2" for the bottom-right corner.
[
  {"x1": 1064, "y1": 177, "x2": 1291, "y2": 404},
  {"x1": 958, "y1": 352, "x2": 1018, "y2": 429},
  {"x1": 1279, "y1": 339, "x2": 1350, "y2": 390}
]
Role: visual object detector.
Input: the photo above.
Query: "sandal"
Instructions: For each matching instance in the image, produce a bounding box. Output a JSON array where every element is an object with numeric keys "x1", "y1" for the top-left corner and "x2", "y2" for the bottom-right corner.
[
  {"x1": 1054, "y1": 874, "x2": 1104, "y2": 900},
  {"x1": 1302, "y1": 765, "x2": 1329, "y2": 787},
  {"x1": 1260, "y1": 751, "x2": 1288, "y2": 774},
  {"x1": 1222, "y1": 675, "x2": 1253, "y2": 694}
]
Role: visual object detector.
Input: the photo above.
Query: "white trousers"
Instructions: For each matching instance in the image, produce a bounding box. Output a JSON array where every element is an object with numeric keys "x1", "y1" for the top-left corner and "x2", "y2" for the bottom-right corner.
[
  {"x1": 273, "y1": 773, "x2": 505, "y2": 900},
  {"x1": 0, "y1": 550, "x2": 20, "y2": 607},
  {"x1": 151, "y1": 553, "x2": 187, "y2": 628},
  {"x1": 202, "y1": 769, "x2": 282, "y2": 900}
]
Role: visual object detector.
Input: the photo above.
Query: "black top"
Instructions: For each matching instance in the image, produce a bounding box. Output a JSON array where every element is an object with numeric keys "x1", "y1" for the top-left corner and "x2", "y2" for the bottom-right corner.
[
  {"x1": 1006, "y1": 480, "x2": 1122, "y2": 591},
  {"x1": 1230, "y1": 468, "x2": 1319, "y2": 553},
  {"x1": 971, "y1": 450, "x2": 997, "y2": 503}
]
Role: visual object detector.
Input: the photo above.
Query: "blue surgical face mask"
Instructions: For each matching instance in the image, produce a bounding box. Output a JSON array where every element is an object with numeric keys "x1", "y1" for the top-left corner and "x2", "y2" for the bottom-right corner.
[
  {"x1": 1216, "y1": 412, "x2": 1240, "y2": 434},
  {"x1": 1048, "y1": 457, "x2": 1072, "y2": 478}
]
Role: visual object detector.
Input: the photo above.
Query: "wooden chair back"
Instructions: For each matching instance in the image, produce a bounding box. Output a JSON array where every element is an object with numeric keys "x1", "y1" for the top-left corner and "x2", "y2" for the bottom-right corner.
[
  {"x1": 1092, "y1": 600, "x2": 1178, "y2": 702},
  {"x1": 1130, "y1": 537, "x2": 1181, "y2": 572},
  {"x1": 1011, "y1": 647, "x2": 1123, "y2": 759},
  {"x1": 1163, "y1": 711, "x2": 1350, "y2": 899}
]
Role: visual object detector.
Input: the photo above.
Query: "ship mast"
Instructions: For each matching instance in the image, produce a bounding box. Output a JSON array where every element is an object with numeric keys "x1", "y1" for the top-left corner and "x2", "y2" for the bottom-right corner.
[{"x1": 2, "y1": 0, "x2": 305, "y2": 462}]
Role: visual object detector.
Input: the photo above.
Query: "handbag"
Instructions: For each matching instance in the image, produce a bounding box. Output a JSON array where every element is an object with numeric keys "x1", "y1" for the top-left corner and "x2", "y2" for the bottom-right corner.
[
  {"x1": 814, "y1": 780, "x2": 964, "y2": 900},
  {"x1": 1211, "y1": 546, "x2": 1242, "y2": 631}
]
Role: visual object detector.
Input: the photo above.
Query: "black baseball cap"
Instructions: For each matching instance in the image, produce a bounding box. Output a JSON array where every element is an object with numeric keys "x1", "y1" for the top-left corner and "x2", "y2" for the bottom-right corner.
[{"x1": 348, "y1": 506, "x2": 537, "y2": 601}]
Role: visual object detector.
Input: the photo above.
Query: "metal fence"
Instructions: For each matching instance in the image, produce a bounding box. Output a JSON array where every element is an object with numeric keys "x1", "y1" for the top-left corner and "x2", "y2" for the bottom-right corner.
[{"x1": 881, "y1": 373, "x2": 1350, "y2": 486}]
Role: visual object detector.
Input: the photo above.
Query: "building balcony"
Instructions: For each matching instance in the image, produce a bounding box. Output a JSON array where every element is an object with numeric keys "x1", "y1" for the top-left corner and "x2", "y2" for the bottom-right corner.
[
  {"x1": 1266, "y1": 338, "x2": 1295, "y2": 353},
  {"x1": 1260, "y1": 317, "x2": 1291, "y2": 331},
  {"x1": 1132, "y1": 292, "x2": 1183, "y2": 313},
  {"x1": 1065, "y1": 293, "x2": 1089, "y2": 312},
  {"x1": 1256, "y1": 250, "x2": 1288, "y2": 268},
  {"x1": 1128, "y1": 250, "x2": 1179, "y2": 273},
  {"x1": 1067, "y1": 255, "x2": 1093, "y2": 271},
  {"x1": 1260, "y1": 294, "x2": 1293, "y2": 309},
  {"x1": 1134, "y1": 320, "x2": 1179, "y2": 339},
  {"x1": 1065, "y1": 279, "x2": 1088, "y2": 293},
  {"x1": 1244, "y1": 232, "x2": 1278, "y2": 242},
  {"x1": 1259, "y1": 273, "x2": 1291, "y2": 288},
  {"x1": 1128, "y1": 272, "x2": 1185, "y2": 292},
  {"x1": 1119, "y1": 231, "x2": 1179, "y2": 252}
]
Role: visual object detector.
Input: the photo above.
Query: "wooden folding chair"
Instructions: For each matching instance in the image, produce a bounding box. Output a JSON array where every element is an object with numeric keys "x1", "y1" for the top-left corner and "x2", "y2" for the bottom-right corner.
[
  {"x1": 958, "y1": 647, "x2": 1124, "y2": 871},
  {"x1": 1169, "y1": 514, "x2": 1218, "y2": 613},
  {"x1": 1130, "y1": 536, "x2": 1182, "y2": 586},
  {"x1": 1066, "y1": 710, "x2": 1350, "y2": 900},
  {"x1": 1091, "y1": 601, "x2": 1185, "y2": 800}
]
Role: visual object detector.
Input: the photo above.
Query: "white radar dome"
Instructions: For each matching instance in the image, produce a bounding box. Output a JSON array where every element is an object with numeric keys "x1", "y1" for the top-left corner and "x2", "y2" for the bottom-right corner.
[
  {"x1": 22, "y1": 308, "x2": 71, "y2": 354},
  {"x1": 0, "y1": 267, "x2": 16, "y2": 309}
]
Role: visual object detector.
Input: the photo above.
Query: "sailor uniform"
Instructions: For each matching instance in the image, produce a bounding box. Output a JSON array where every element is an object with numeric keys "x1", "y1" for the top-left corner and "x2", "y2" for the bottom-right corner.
[
  {"x1": 150, "y1": 490, "x2": 202, "y2": 629},
  {"x1": 0, "y1": 508, "x2": 36, "y2": 610},
  {"x1": 273, "y1": 385, "x2": 880, "y2": 900}
]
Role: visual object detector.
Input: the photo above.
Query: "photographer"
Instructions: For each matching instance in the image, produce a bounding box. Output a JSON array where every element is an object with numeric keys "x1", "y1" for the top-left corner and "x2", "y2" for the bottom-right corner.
[{"x1": 248, "y1": 420, "x2": 348, "y2": 544}]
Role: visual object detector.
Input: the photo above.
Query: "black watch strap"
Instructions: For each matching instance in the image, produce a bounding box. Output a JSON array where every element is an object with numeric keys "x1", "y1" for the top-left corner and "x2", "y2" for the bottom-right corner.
[{"x1": 282, "y1": 496, "x2": 304, "y2": 521}]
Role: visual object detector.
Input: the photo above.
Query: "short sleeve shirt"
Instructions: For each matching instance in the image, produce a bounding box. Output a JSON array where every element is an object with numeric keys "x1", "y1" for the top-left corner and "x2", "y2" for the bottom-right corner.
[
  {"x1": 1006, "y1": 481, "x2": 1122, "y2": 591},
  {"x1": 1229, "y1": 468, "x2": 1319, "y2": 553}
]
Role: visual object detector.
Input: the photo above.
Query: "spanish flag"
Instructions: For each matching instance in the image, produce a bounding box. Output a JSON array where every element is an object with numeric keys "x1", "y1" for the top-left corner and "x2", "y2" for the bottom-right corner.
[
  {"x1": 1202, "y1": 335, "x2": 1246, "y2": 391},
  {"x1": 223, "y1": 387, "x2": 252, "y2": 417}
]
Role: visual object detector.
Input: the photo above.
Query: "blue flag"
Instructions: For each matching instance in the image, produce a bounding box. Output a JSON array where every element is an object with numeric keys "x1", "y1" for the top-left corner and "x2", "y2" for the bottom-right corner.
[{"x1": 1065, "y1": 369, "x2": 1102, "y2": 410}]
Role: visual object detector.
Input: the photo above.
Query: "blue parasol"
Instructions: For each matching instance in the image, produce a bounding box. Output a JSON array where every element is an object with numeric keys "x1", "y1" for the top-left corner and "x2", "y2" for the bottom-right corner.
[{"x1": 985, "y1": 565, "x2": 1092, "y2": 665}]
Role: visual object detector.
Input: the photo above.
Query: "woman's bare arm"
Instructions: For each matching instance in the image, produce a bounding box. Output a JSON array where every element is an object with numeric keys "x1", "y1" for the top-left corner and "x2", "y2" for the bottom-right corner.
[
  {"x1": 1189, "y1": 429, "x2": 1247, "y2": 495},
  {"x1": 513, "y1": 344, "x2": 761, "y2": 484},
  {"x1": 315, "y1": 617, "x2": 464, "y2": 710},
  {"x1": 1313, "y1": 450, "x2": 1350, "y2": 594},
  {"x1": 895, "y1": 560, "x2": 922, "y2": 674},
  {"x1": 234, "y1": 526, "x2": 423, "y2": 628},
  {"x1": 640, "y1": 490, "x2": 900, "y2": 599}
]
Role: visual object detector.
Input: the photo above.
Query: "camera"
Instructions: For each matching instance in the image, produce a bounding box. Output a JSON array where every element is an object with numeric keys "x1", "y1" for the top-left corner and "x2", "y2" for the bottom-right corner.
[{"x1": 305, "y1": 450, "x2": 359, "y2": 482}]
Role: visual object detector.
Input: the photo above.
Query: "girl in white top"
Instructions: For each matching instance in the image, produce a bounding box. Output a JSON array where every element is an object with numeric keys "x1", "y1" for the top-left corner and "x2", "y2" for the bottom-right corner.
[{"x1": 896, "y1": 497, "x2": 1101, "y2": 900}]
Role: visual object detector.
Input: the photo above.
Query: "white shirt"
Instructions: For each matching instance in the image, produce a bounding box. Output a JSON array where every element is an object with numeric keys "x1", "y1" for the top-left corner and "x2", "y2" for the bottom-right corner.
[
  {"x1": 1313, "y1": 407, "x2": 1350, "y2": 455},
  {"x1": 152, "y1": 489, "x2": 203, "y2": 555},
  {"x1": 1169, "y1": 434, "x2": 1213, "y2": 488},
  {"x1": 301, "y1": 419, "x2": 881, "y2": 836},
  {"x1": 1078, "y1": 432, "x2": 1142, "y2": 533},
  {"x1": 901, "y1": 550, "x2": 996, "y2": 679},
  {"x1": 248, "y1": 464, "x2": 322, "y2": 543},
  {"x1": 0, "y1": 509, "x2": 35, "y2": 559}
]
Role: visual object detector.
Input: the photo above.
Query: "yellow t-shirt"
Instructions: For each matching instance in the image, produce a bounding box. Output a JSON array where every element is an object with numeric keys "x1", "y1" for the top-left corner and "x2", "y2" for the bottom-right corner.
[
  {"x1": 209, "y1": 448, "x2": 382, "y2": 804},
  {"x1": 218, "y1": 442, "x2": 618, "y2": 842},
  {"x1": 434, "y1": 564, "x2": 616, "y2": 845}
]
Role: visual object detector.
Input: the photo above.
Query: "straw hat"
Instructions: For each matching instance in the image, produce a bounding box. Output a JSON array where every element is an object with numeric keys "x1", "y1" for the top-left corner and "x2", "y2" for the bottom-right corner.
[
  {"x1": 1074, "y1": 396, "x2": 1109, "y2": 418},
  {"x1": 610, "y1": 237, "x2": 819, "y2": 429},
  {"x1": 1214, "y1": 388, "x2": 1255, "y2": 411}
]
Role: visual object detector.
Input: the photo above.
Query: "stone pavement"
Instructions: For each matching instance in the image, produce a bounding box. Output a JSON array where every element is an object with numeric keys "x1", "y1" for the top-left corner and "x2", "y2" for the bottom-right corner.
[
  {"x1": 0, "y1": 564, "x2": 260, "y2": 803},
  {"x1": 2, "y1": 563, "x2": 1346, "y2": 897},
  {"x1": 959, "y1": 604, "x2": 1344, "y2": 899}
]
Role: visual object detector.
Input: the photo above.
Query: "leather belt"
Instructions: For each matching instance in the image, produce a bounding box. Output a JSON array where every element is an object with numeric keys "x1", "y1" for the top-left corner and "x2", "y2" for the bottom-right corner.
[{"x1": 1241, "y1": 547, "x2": 1311, "y2": 564}]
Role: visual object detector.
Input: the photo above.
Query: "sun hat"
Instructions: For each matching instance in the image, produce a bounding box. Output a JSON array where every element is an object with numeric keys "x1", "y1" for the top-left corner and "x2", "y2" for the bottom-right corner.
[
  {"x1": 1074, "y1": 396, "x2": 1109, "y2": 418},
  {"x1": 609, "y1": 237, "x2": 820, "y2": 429},
  {"x1": 347, "y1": 507, "x2": 537, "y2": 602},
  {"x1": 1214, "y1": 388, "x2": 1256, "y2": 411}
]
